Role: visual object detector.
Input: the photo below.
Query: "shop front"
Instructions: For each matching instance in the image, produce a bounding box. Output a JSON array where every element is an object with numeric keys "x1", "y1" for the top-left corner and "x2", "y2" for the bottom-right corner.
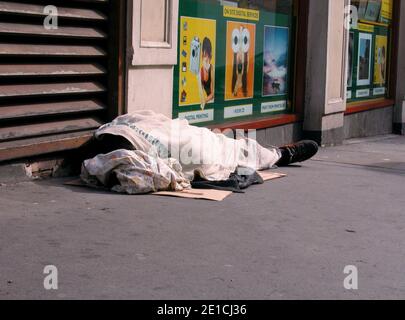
[
  {"x1": 173, "y1": 0, "x2": 301, "y2": 125},
  {"x1": 127, "y1": 0, "x2": 309, "y2": 147},
  {"x1": 2, "y1": 0, "x2": 405, "y2": 165},
  {"x1": 344, "y1": 0, "x2": 402, "y2": 139},
  {"x1": 130, "y1": 0, "x2": 399, "y2": 147},
  {"x1": 171, "y1": 0, "x2": 310, "y2": 146}
]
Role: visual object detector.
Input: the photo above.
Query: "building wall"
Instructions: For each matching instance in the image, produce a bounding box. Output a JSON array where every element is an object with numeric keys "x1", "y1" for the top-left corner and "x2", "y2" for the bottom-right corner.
[
  {"x1": 303, "y1": 0, "x2": 400, "y2": 144},
  {"x1": 344, "y1": 107, "x2": 393, "y2": 139},
  {"x1": 127, "y1": 67, "x2": 174, "y2": 116},
  {"x1": 394, "y1": 1, "x2": 405, "y2": 134},
  {"x1": 257, "y1": 124, "x2": 303, "y2": 147},
  {"x1": 126, "y1": 0, "x2": 179, "y2": 117},
  {"x1": 304, "y1": 0, "x2": 348, "y2": 146}
]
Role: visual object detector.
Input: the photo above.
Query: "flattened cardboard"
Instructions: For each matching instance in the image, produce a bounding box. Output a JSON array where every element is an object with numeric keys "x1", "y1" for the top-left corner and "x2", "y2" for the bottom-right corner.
[
  {"x1": 64, "y1": 179, "x2": 232, "y2": 201},
  {"x1": 153, "y1": 171, "x2": 286, "y2": 201},
  {"x1": 152, "y1": 189, "x2": 232, "y2": 201},
  {"x1": 259, "y1": 171, "x2": 287, "y2": 181},
  {"x1": 64, "y1": 170, "x2": 286, "y2": 202}
]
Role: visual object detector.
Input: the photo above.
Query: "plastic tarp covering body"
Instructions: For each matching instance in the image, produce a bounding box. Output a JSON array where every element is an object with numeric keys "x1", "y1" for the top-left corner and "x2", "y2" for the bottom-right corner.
[
  {"x1": 81, "y1": 149, "x2": 191, "y2": 194},
  {"x1": 94, "y1": 111, "x2": 281, "y2": 181}
]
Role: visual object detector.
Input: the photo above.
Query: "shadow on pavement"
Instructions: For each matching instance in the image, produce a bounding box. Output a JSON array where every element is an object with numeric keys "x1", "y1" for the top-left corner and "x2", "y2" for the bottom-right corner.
[{"x1": 362, "y1": 162, "x2": 405, "y2": 175}]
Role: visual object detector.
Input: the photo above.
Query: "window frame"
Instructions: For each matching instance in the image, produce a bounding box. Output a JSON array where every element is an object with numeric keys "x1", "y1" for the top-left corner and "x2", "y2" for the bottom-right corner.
[
  {"x1": 173, "y1": 0, "x2": 309, "y2": 130},
  {"x1": 345, "y1": 0, "x2": 400, "y2": 115}
]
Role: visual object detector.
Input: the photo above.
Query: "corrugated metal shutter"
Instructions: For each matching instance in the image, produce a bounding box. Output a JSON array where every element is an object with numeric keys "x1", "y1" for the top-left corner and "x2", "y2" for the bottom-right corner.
[{"x1": 0, "y1": 0, "x2": 120, "y2": 162}]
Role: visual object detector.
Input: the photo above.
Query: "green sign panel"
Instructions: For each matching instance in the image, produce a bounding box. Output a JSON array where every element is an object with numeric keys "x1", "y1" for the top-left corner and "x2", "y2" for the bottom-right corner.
[
  {"x1": 347, "y1": 23, "x2": 389, "y2": 102},
  {"x1": 173, "y1": 0, "x2": 295, "y2": 126}
]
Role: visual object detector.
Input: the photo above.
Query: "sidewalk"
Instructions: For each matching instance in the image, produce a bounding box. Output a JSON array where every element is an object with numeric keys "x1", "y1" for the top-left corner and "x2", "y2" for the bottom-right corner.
[{"x1": 0, "y1": 135, "x2": 404, "y2": 300}]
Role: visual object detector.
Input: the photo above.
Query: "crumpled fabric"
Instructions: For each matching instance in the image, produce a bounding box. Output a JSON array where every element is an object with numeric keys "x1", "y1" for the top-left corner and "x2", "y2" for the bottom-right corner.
[
  {"x1": 81, "y1": 149, "x2": 191, "y2": 194},
  {"x1": 191, "y1": 167, "x2": 264, "y2": 193},
  {"x1": 94, "y1": 110, "x2": 282, "y2": 181}
]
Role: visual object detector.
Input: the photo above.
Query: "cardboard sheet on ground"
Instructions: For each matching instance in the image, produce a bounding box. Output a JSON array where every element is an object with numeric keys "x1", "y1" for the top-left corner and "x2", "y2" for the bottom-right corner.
[
  {"x1": 152, "y1": 189, "x2": 232, "y2": 201},
  {"x1": 152, "y1": 171, "x2": 286, "y2": 201},
  {"x1": 64, "y1": 171, "x2": 286, "y2": 202},
  {"x1": 259, "y1": 171, "x2": 287, "y2": 181}
]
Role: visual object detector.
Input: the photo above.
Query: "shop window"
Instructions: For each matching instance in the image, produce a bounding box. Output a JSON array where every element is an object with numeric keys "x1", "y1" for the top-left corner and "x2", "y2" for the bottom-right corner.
[
  {"x1": 346, "y1": 0, "x2": 393, "y2": 104},
  {"x1": 172, "y1": 0, "x2": 299, "y2": 126}
]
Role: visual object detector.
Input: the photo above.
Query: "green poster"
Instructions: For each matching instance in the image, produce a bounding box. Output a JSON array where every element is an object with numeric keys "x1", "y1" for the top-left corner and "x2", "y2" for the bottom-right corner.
[
  {"x1": 347, "y1": 23, "x2": 389, "y2": 102},
  {"x1": 173, "y1": 0, "x2": 294, "y2": 126}
]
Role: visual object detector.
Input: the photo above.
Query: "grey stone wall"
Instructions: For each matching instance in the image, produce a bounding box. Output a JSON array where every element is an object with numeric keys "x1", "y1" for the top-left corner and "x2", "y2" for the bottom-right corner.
[
  {"x1": 344, "y1": 107, "x2": 393, "y2": 140},
  {"x1": 256, "y1": 123, "x2": 303, "y2": 147}
]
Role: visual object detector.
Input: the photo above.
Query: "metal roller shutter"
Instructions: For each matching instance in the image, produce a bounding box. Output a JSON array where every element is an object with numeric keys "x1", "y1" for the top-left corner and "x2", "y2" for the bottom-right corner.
[{"x1": 0, "y1": 0, "x2": 123, "y2": 162}]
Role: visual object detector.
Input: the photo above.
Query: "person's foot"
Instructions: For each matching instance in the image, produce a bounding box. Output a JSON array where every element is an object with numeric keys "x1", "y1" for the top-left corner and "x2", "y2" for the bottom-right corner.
[{"x1": 277, "y1": 140, "x2": 319, "y2": 166}]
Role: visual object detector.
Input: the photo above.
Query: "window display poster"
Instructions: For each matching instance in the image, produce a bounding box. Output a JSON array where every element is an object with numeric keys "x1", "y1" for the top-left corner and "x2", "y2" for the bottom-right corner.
[
  {"x1": 178, "y1": 16, "x2": 216, "y2": 108},
  {"x1": 364, "y1": 0, "x2": 382, "y2": 22},
  {"x1": 262, "y1": 26, "x2": 289, "y2": 97},
  {"x1": 358, "y1": 0, "x2": 369, "y2": 19},
  {"x1": 357, "y1": 32, "x2": 373, "y2": 86},
  {"x1": 224, "y1": 21, "x2": 256, "y2": 101},
  {"x1": 173, "y1": 0, "x2": 294, "y2": 125},
  {"x1": 347, "y1": 32, "x2": 354, "y2": 88},
  {"x1": 347, "y1": 26, "x2": 390, "y2": 102},
  {"x1": 380, "y1": 0, "x2": 393, "y2": 23},
  {"x1": 374, "y1": 35, "x2": 387, "y2": 87}
]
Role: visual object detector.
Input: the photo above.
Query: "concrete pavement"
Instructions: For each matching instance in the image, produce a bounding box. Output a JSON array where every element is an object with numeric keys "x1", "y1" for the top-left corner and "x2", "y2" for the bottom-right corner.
[{"x1": 0, "y1": 135, "x2": 404, "y2": 300}]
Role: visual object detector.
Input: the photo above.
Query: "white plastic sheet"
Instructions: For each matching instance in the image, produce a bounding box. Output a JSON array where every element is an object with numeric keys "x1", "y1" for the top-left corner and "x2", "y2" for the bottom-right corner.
[
  {"x1": 81, "y1": 149, "x2": 191, "y2": 195},
  {"x1": 94, "y1": 111, "x2": 281, "y2": 181}
]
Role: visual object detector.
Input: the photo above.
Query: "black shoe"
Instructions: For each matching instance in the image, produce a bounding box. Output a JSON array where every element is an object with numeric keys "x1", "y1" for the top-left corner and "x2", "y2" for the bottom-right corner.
[{"x1": 277, "y1": 140, "x2": 319, "y2": 166}]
